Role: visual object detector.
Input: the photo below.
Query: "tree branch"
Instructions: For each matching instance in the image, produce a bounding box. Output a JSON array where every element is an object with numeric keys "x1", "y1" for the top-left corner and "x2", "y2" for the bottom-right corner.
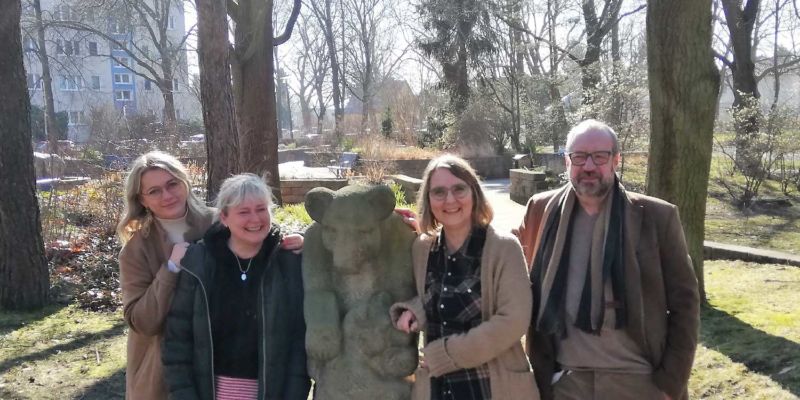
[{"x1": 274, "y1": 0, "x2": 302, "y2": 45}]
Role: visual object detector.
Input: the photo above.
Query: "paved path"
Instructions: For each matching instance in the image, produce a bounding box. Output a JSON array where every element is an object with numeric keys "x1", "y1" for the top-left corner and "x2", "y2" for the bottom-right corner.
[{"x1": 481, "y1": 178, "x2": 526, "y2": 234}]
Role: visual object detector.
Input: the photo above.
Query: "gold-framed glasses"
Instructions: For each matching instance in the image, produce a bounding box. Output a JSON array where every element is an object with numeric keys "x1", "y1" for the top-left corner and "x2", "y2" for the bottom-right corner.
[
  {"x1": 141, "y1": 180, "x2": 183, "y2": 199},
  {"x1": 429, "y1": 183, "x2": 470, "y2": 201},
  {"x1": 567, "y1": 151, "x2": 613, "y2": 166}
]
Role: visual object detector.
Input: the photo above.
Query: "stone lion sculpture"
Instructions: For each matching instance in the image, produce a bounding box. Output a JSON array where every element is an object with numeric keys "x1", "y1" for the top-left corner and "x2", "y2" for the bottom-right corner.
[{"x1": 303, "y1": 184, "x2": 418, "y2": 400}]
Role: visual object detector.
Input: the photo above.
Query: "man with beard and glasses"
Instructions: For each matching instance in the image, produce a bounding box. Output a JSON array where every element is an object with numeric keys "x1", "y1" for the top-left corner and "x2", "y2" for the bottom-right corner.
[{"x1": 515, "y1": 119, "x2": 699, "y2": 400}]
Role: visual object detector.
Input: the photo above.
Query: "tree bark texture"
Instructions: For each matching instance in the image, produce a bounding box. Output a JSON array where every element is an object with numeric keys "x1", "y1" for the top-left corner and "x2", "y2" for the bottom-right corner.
[
  {"x1": 196, "y1": 0, "x2": 240, "y2": 199},
  {"x1": 646, "y1": 0, "x2": 720, "y2": 301},
  {"x1": 233, "y1": 0, "x2": 282, "y2": 202},
  {"x1": 0, "y1": 0, "x2": 50, "y2": 310}
]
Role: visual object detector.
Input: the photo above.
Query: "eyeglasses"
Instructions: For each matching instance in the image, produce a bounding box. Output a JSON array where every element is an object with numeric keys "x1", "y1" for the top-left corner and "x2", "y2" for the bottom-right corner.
[
  {"x1": 429, "y1": 183, "x2": 471, "y2": 201},
  {"x1": 141, "y1": 180, "x2": 184, "y2": 199},
  {"x1": 567, "y1": 151, "x2": 613, "y2": 166}
]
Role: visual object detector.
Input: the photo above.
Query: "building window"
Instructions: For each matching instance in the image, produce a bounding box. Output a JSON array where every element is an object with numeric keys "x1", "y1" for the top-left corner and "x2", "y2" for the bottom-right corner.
[
  {"x1": 27, "y1": 73, "x2": 42, "y2": 90},
  {"x1": 172, "y1": 78, "x2": 179, "y2": 92},
  {"x1": 110, "y1": 19, "x2": 125, "y2": 34},
  {"x1": 56, "y1": 39, "x2": 80, "y2": 56},
  {"x1": 176, "y1": 109, "x2": 181, "y2": 120},
  {"x1": 115, "y1": 90, "x2": 132, "y2": 101},
  {"x1": 88, "y1": 41, "x2": 98, "y2": 55},
  {"x1": 114, "y1": 73, "x2": 132, "y2": 84},
  {"x1": 91, "y1": 75, "x2": 101, "y2": 90},
  {"x1": 144, "y1": 79, "x2": 152, "y2": 90},
  {"x1": 112, "y1": 40, "x2": 128, "y2": 51},
  {"x1": 60, "y1": 75, "x2": 82, "y2": 91},
  {"x1": 68, "y1": 111, "x2": 85, "y2": 125},
  {"x1": 55, "y1": 5, "x2": 74, "y2": 21},
  {"x1": 168, "y1": 16, "x2": 176, "y2": 30},
  {"x1": 23, "y1": 36, "x2": 38, "y2": 52},
  {"x1": 114, "y1": 57, "x2": 130, "y2": 67}
]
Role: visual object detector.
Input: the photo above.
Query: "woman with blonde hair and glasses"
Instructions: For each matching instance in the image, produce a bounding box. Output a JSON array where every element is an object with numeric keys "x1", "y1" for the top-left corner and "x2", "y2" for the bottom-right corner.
[
  {"x1": 117, "y1": 152, "x2": 301, "y2": 399},
  {"x1": 391, "y1": 154, "x2": 538, "y2": 400}
]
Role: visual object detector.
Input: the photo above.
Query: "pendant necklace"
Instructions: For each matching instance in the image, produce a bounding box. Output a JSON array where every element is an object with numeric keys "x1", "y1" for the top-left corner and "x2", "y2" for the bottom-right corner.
[{"x1": 235, "y1": 255, "x2": 254, "y2": 281}]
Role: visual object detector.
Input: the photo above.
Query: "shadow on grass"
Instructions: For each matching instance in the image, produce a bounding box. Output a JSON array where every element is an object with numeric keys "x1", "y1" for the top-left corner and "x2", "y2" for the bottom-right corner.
[
  {"x1": 701, "y1": 305, "x2": 800, "y2": 396},
  {"x1": 0, "y1": 304, "x2": 69, "y2": 336},
  {"x1": 73, "y1": 369, "x2": 125, "y2": 399},
  {"x1": 0, "y1": 322, "x2": 126, "y2": 375}
]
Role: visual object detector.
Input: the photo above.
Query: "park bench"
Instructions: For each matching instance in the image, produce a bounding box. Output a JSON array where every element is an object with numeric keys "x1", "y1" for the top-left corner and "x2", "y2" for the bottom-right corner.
[{"x1": 328, "y1": 152, "x2": 358, "y2": 178}]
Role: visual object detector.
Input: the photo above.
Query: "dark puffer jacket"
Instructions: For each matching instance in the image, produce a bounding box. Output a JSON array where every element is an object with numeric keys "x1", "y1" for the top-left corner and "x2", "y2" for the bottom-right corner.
[{"x1": 161, "y1": 223, "x2": 310, "y2": 400}]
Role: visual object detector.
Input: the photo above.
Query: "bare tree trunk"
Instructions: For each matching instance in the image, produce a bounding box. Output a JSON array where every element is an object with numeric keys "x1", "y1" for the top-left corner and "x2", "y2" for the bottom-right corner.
[
  {"x1": 311, "y1": 0, "x2": 344, "y2": 137},
  {"x1": 32, "y1": 0, "x2": 59, "y2": 154},
  {"x1": 233, "y1": 0, "x2": 282, "y2": 202},
  {"x1": 197, "y1": 0, "x2": 239, "y2": 198},
  {"x1": 646, "y1": 0, "x2": 720, "y2": 302},
  {"x1": 720, "y1": 0, "x2": 762, "y2": 173},
  {"x1": 0, "y1": 0, "x2": 50, "y2": 310}
]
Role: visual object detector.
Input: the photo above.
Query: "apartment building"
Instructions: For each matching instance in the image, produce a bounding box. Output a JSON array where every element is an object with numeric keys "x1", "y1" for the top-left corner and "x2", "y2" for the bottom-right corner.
[{"x1": 21, "y1": 0, "x2": 201, "y2": 143}]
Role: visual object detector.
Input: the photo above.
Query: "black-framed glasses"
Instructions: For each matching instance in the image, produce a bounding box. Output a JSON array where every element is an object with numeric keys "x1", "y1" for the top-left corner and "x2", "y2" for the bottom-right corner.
[
  {"x1": 429, "y1": 183, "x2": 471, "y2": 201},
  {"x1": 567, "y1": 151, "x2": 613, "y2": 166}
]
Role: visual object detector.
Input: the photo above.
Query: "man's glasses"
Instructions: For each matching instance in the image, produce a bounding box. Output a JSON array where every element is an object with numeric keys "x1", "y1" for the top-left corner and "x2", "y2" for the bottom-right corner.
[
  {"x1": 141, "y1": 180, "x2": 183, "y2": 199},
  {"x1": 567, "y1": 151, "x2": 613, "y2": 166},
  {"x1": 429, "y1": 183, "x2": 471, "y2": 201}
]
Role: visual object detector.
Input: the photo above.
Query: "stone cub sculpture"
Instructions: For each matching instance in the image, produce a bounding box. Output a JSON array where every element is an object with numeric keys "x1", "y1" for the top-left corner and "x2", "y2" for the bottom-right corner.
[{"x1": 303, "y1": 184, "x2": 418, "y2": 400}]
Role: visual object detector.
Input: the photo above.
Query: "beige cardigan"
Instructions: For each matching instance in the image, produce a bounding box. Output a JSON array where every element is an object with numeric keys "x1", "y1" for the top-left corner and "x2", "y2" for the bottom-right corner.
[
  {"x1": 118, "y1": 208, "x2": 214, "y2": 400},
  {"x1": 391, "y1": 225, "x2": 539, "y2": 400}
]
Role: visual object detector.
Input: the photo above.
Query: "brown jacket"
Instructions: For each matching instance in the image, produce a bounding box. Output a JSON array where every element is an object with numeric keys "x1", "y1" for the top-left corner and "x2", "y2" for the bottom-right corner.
[
  {"x1": 392, "y1": 225, "x2": 539, "y2": 400},
  {"x1": 517, "y1": 185, "x2": 700, "y2": 400},
  {"x1": 119, "y1": 208, "x2": 214, "y2": 400}
]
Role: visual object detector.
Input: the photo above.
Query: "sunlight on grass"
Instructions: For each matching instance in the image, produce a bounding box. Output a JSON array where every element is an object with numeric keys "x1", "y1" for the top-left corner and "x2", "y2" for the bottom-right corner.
[
  {"x1": 689, "y1": 261, "x2": 800, "y2": 399},
  {"x1": 0, "y1": 305, "x2": 126, "y2": 399}
]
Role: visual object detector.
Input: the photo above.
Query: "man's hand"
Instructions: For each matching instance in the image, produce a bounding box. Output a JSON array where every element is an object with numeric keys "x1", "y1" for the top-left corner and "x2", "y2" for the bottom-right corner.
[
  {"x1": 394, "y1": 309, "x2": 419, "y2": 333},
  {"x1": 394, "y1": 208, "x2": 420, "y2": 233},
  {"x1": 281, "y1": 233, "x2": 304, "y2": 254}
]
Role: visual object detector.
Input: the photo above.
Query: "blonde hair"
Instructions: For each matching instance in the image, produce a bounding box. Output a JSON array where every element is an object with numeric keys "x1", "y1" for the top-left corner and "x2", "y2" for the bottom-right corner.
[
  {"x1": 214, "y1": 173, "x2": 274, "y2": 218},
  {"x1": 116, "y1": 151, "x2": 208, "y2": 243},
  {"x1": 417, "y1": 154, "x2": 493, "y2": 234}
]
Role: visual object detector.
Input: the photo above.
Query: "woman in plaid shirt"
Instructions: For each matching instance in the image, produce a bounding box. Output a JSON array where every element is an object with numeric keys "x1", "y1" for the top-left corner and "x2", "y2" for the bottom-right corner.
[{"x1": 392, "y1": 155, "x2": 539, "y2": 400}]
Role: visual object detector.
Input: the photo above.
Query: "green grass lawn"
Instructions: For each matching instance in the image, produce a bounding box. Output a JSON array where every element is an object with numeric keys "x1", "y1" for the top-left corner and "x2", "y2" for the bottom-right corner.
[{"x1": 1, "y1": 261, "x2": 797, "y2": 399}]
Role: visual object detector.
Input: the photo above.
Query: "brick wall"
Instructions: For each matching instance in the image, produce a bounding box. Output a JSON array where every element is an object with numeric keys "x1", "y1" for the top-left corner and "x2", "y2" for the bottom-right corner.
[{"x1": 281, "y1": 179, "x2": 349, "y2": 203}]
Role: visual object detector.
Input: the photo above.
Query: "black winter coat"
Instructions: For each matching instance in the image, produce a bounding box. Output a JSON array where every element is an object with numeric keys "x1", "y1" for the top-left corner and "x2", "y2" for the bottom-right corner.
[{"x1": 161, "y1": 223, "x2": 310, "y2": 400}]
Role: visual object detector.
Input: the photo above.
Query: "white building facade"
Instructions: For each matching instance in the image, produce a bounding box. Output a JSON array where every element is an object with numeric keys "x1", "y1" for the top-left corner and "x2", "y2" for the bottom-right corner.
[{"x1": 21, "y1": 0, "x2": 201, "y2": 143}]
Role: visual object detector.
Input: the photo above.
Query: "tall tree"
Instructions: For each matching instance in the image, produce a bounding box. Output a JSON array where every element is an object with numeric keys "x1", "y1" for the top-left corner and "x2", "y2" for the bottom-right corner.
[
  {"x1": 342, "y1": 0, "x2": 409, "y2": 134},
  {"x1": 26, "y1": 0, "x2": 60, "y2": 154},
  {"x1": 718, "y1": 0, "x2": 762, "y2": 173},
  {"x1": 307, "y1": 0, "x2": 345, "y2": 137},
  {"x1": 196, "y1": 0, "x2": 239, "y2": 198},
  {"x1": 417, "y1": 0, "x2": 496, "y2": 114},
  {"x1": 646, "y1": 0, "x2": 721, "y2": 301},
  {"x1": 229, "y1": 0, "x2": 300, "y2": 202},
  {"x1": 577, "y1": 0, "x2": 623, "y2": 108},
  {"x1": 0, "y1": 0, "x2": 50, "y2": 310}
]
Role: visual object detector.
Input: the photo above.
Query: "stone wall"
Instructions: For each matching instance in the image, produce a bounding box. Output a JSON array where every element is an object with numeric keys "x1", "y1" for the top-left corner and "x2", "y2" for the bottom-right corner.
[
  {"x1": 510, "y1": 169, "x2": 553, "y2": 205},
  {"x1": 390, "y1": 174, "x2": 423, "y2": 204},
  {"x1": 365, "y1": 155, "x2": 513, "y2": 180},
  {"x1": 281, "y1": 179, "x2": 349, "y2": 203},
  {"x1": 532, "y1": 153, "x2": 566, "y2": 175}
]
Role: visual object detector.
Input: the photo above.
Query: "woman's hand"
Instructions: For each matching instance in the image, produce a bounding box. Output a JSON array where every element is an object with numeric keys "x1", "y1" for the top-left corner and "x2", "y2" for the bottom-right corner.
[
  {"x1": 395, "y1": 309, "x2": 419, "y2": 333},
  {"x1": 394, "y1": 208, "x2": 420, "y2": 233},
  {"x1": 169, "y1": 242, "x2": 190, "y2": 268},
  {"x1": 281, "y1": 233, "x2": 304, "y2": 254}
]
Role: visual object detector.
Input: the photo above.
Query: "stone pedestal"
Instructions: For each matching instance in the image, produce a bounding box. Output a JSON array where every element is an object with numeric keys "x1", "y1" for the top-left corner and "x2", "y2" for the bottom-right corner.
[{"x1": 510, "y1": 169, "x2": 549, "y2": 205}]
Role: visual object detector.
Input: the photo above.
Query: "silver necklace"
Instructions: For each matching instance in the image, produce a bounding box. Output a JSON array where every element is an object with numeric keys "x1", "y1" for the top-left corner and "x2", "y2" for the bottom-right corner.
[{"x1": 234, "y1": 255, "x2": 254, "y2": 281}]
